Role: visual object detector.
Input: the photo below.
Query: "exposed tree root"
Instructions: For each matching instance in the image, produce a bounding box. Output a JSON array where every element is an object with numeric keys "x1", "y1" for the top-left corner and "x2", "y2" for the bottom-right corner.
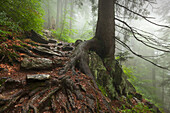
[
  {"x1": 0, "y1": 89, "x2": 26, "y2": 113},
  {"x1": 29, "y1": 103, "x2": 38, "y2": 113},
  {"x1": 51, "y1": 95, "x2": 57, "y2": 112},
  {"x1": 38, "y1": 87, "x2": 61, "y2": 108},
  {"x1": 1, "y1": 72, "x2": 116, "y2": 112},
  {"x1": 14, "y1": 46, "x2": 38, "y2": 57},
  {"x1": 0, "y1": 30, "x2": 160, "y2": 112},
  {"x1": 0, "y1": 55, "x2": 5, "y2": 63},
  {"x1": 58, "y1": 39, "x2": 117, "y2": 112},
  {"x1": 58, "y1": 39, "x2": 99, "y2": 88},
  {"x1": 56, "y1": 38, "x2": 138, "y2": 112},
  {"x1": 87, "y1": 82, "x2": 113, "y2": 113},
  {"x1": 66, "y1": 89, "x2": 76, "y2": 110},
  {"x1": 28, "y1": 87, "x2": 43, "y2": 97}
]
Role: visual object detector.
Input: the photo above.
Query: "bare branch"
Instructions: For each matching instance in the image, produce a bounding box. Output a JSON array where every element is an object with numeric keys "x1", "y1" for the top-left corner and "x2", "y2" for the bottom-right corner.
[
  {"x1": 115, "y1": 3, "x2": 170, "y2": 29},
  {"x1": 116, "y1": 24, "x2": 170, "y2": 50},
  {"x1": 116, "y1": 37, "x2": 170, "y2": 71},
  {"x1": 115, "y1": 18, "x2": 170, "y2": 52}
]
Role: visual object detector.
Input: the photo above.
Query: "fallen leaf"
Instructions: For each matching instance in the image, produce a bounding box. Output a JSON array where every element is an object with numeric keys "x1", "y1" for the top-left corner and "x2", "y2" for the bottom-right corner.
[{"x1": 15, "y1": 104, "x2": 23, "y2": 107}]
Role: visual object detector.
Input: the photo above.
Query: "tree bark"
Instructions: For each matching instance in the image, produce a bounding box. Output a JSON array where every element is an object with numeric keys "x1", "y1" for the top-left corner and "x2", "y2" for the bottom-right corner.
[
  {"x1": 95, "y1": 0, "x2": 115, "y2": 59},
  {"x1": 59, "y1": 0, "x2": 135, "y2": 99}
]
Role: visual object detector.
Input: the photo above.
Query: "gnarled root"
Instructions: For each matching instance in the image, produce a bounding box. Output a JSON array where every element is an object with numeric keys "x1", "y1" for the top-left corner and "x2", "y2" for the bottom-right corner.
[
  {"x1": 0, "y1": 89, "x2": 27, "y2": 113},
  {"x1": 58, "y1": 39, "x2": 97, "y2": 82},
  {"x1": 58, "y1": 39, "x2": 114, "y2": 112}
]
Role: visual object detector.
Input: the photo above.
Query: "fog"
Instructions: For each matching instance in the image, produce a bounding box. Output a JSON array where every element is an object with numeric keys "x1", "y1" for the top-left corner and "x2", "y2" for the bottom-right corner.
[{"x1": 41, "y1": 0, "x2": 170, "y2": 112}]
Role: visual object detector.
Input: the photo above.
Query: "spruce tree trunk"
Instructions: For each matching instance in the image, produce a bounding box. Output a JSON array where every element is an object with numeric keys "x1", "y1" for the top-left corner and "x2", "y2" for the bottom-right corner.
[
  {"x1": 59, "y1": 0, "x2": 135, "y2": 99},
  {"x1": 95, "y1": 0, "x2": 115, "y2": 59}
]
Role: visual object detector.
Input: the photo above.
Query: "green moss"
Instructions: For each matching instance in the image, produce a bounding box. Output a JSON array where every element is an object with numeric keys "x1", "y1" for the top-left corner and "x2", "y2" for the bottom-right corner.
[
  {"x1": 97, "y1": 83, "x2": 108, "y2": 97},
  {"x1": 0, "y1": 29, "x2": 12, "y2": 35},
  {"x1": 120, "y1": 103, "x2": 155, "y2": 113},
  {"x1": 0, "y1": 78, "x2": 7, "y2": 88},
  {"x1": 96, "y1": 98, "x2": 101, "y2": 112},
  {"x1": 89, "y1": 52, "x2": 117, "y2": 99},
  {"x1": 89, "y1": 52, "x2": 135, "y2": 99},
  {"x1": 12, "y1": 44, "x2": 24, "y2": 49},
  {"x1": 20, "y1": 42, "x2": 30, "y2": 48}
]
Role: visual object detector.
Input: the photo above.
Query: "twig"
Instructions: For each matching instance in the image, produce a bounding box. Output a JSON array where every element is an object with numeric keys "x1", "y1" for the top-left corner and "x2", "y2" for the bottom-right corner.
[
  {"x1": 116, "y1": 37, "x2": 170, "y2": 71},
  {"x1": 116, "y1": 3, "x2": 170, "y2": 29},
  {"x1": 0, "y1": 90, "x2": 25, "y2": 113},
  {"x1": 0, "y1": 55, "x2": 5, "y2": 62},
  {"x1": 115, "y1": 18, "x2": 170, "y2": 52}
]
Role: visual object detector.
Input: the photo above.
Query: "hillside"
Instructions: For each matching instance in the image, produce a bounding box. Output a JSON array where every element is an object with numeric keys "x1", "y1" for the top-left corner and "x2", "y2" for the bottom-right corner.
[{"x1": 0, "y1": 31, "x2": 161, "y2": 113}]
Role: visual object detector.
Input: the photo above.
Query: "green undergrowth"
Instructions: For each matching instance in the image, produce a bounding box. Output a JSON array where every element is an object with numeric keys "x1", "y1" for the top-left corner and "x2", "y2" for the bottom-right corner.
[
  {"x1": 51, "y1": 29, "x2": 76, "y2": 43},
  {"x1": 51, "y1": 17, "x2": 93, "y2": 43},
  {"x1": 0, "y1": 42, "x2": 19, "y2": 64},
  {"x1": 0, "y1": 30, "x2": 37, "y2": 64},
  {"x1": 116, "y1": 103, "x2": 155, "y2": 113},
  {"x1": 51, "y1": 14, "x2": 77, "y2": 43},
  {"x1": 96, "y1": 98, "x2": 102, "y2": 112},
  {"x1": 0, "y1": 78, "x2": 6, "y2": 87},
  {"x1": 0, "y1": 12, "x2": 21, "y2": 33},
  {"x1": 95, "y1": 63, "x2": 162, "y2": 112},
  {"x1": 112, "y1": 95, "x2": 155, "y2": 113},
  {"x1": 97, "y1": 83, "x2": 108, "y2": 97},
  {"x1": 122, "y1": 65, "x2": 163, "y2": 112},
  {"x1": 0, "y1": 0, "x2": 44, "y2": 33}
]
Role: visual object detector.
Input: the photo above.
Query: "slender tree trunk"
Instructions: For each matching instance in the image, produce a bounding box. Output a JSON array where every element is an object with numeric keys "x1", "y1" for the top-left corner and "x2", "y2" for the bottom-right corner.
[
  {"x1": 152, "y1": 65, "x2": 156, "y2": 92},
  {"x1": 60, "y1": 0, "x2": 63, "y2": 28},
  {"x1": 56, "y1": 0, "x2": 60, "y2": 29},
  {"x1": 152, "y1": 57, "x2": 157, "y2": 94},
  {"x1": 69, "y1": 0, "x2": 73, "y2": 33},
  {"x1": 63, "y1": 0, "x2": 68, "y2": 24},
  {"x1": 47, "y1": 0, "x2": 51, "y2": 29},
  {"x1": 60, "y1": 0, "x2": 68, "y2": 38},
  {"x1": 162, "y1": 70, "x2": 165, "y2": 109}
]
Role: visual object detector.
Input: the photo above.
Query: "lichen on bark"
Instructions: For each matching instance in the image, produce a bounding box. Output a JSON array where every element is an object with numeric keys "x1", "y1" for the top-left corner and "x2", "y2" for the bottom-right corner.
[{"x1": 89, "y1": 52, "x2": 136, "y2": 99}]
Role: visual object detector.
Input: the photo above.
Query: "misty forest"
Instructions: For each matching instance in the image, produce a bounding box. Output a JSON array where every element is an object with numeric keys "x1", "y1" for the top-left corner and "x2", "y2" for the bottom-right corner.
[{"x1": 0, "y1": 0, "x2": 170, "y2": 112}]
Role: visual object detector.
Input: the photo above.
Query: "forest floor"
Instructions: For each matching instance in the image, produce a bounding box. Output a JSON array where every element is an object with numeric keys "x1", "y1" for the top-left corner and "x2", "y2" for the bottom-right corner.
[{"x1": 0, "y1": 31, "x2": 159, "y2": 113}]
